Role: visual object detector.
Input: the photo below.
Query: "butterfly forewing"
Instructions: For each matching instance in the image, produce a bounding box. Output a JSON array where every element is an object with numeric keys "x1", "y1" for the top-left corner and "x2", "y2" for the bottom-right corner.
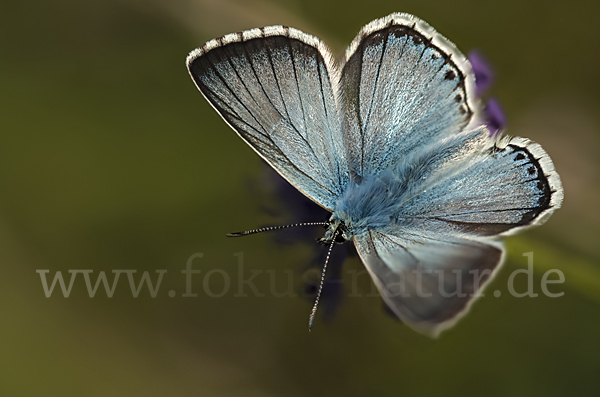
[
  {"x1": 187, "y1": 27, "x2": 348, "y2": 210},
  {"x1": 340, "y1": 14, "x2": 481, "y2": 178}
]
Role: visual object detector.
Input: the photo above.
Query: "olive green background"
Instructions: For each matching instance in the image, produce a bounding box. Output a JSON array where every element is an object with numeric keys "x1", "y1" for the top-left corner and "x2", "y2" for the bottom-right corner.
[{"x1": 2, "y1": 0, "x2": 599, "y2": 395}]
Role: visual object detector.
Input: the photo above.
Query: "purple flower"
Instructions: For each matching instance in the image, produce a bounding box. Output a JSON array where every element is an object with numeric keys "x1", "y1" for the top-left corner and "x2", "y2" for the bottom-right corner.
[
  {"x1": 468, "y1": 50, "x2": 507, "y2": 136},
  {"x1": 468, "y1": 50, "x2": 494, "y2": 96},
  {"x1": 483, "y1": 98, "x2": 507, "y2": 138}
]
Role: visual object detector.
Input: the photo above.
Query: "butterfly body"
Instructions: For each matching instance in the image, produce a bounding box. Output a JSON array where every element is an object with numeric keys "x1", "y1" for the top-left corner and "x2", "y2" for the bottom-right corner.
[{"x1": 187, "y1": 13, "x2": 563, "y2": 336}]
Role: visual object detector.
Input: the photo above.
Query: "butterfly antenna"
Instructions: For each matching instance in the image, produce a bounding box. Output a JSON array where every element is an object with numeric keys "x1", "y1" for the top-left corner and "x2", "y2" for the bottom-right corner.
[
  {"x1": 226, "y1": 222, "x2": 327, "y2": 237},
  {"x1": 308, "y1": 228, "x2": 338, "y2": 332}
]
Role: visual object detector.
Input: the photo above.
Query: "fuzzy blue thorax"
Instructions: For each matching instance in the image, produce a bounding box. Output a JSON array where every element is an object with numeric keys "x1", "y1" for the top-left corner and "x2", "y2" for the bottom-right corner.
[
  {"x1": 333, "y1": 171, "x2": 408, "y2": 237},
  {"x1": 324, "y1": 162, "x2": 418, "y2": 243},
  {"x1": 320, "y1": 170, "x2": 410, "y2": 245}
]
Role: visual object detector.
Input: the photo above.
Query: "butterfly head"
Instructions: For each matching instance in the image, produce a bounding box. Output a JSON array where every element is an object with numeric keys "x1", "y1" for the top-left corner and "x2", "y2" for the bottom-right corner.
[{"x1": 318, "y1": 217, "x2": 351, "y2": 246}]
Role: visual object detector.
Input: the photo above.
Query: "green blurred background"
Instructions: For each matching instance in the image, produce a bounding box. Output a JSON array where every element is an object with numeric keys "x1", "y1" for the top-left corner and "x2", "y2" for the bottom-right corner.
[{"x1": 2, "y1": 0, "x2": 599, "y2": 395}]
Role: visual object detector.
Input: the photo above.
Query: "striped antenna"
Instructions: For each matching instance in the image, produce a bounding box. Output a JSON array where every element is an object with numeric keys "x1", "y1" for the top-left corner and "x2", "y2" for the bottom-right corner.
[
  {"x1": 308, "y1": 228, "x2": 338, "y2": 331},
  {"x1": 226, "y1": 222, "x2": 327, "y2": 237}
]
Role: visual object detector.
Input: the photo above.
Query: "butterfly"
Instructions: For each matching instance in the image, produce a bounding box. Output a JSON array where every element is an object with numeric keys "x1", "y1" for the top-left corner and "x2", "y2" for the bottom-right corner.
[{"x1": 186, "y1": 13, "x2": 563, "y2": 337}]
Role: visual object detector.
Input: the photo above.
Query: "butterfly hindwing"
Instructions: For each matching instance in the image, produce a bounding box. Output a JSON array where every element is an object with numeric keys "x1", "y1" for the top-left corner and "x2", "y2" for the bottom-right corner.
[
  {"x1": 397, "y1": 135, "x2": 563, "y2": 237},
  {"x1": 187, "y1": 27, "x2": 348, "y2": 210},
  {"x1": 353, "y1": 226, "x2": 503, "y2": 337}
]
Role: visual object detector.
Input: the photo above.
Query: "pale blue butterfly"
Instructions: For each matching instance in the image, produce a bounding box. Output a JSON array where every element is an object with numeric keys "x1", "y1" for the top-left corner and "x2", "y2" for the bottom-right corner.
[{"x1": 186, "y1": 13, "x2": 563, "y2": 337}]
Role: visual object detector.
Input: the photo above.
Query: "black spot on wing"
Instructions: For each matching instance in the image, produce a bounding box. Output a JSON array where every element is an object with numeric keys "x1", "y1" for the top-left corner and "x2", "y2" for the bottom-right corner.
[
  {"x1": 410, "y1": 33, "x2": 424, "y2": 45},
  {"x1": 445, "y1": 69, "x2": 456, "y2": 80}
]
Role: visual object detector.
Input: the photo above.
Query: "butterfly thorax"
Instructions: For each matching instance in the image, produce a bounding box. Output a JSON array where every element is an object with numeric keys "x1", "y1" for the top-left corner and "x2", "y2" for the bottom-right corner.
[{"x1": 320, "y1": 170, "x2": 411, "y2": 244}]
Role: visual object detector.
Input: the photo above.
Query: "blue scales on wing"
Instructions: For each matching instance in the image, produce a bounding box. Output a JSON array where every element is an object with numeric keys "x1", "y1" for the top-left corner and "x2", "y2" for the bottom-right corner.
[{"x1": 340, "y1": 14, "x2": 481, "y2": 178}]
